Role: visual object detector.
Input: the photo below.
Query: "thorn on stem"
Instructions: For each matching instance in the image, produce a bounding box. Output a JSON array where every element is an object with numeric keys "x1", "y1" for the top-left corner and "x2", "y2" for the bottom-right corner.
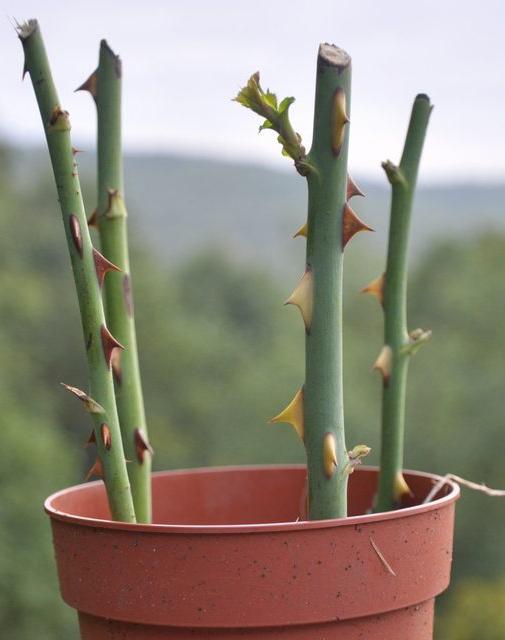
[
  {"x1": 85, "y1": 429, "x2": 96, "y2": 447},
  {"x1": 87, "y1": 209, "x2": 98, "y2": 228},
  {"x1": 331, "y1": 87, "x2": 349, "y2": 157},
  {"x1": 75, "y1": 71, "x2": 98, "y2": 98},
  {"x1": 293, "y1": 222, "x2": 308, "y2": 239},
  {"x1": 134, "y1": 428, "x2": 153, "y2": 463},
  {"x1": 111, "y1": 349, "x2": 122, "y2": 385},
  {"x1": 347, "y1": 174, "x2": 365, "y2": 200},
  {"x1": 373, "y1": 346, "x2": 392, "y2": 386},
  {"x1": 342, "y1": 203, "x2": 373, "y2": 249},
  {"x1": 93, "y1": 247, "x2": 122, "y2": 287},
  {"x1": 285, "y1": 267, "x2": 314, "y2": 332},
  {"x1": 361, "y1": 273, "x2": 385, "y2": 306},
  {"x1": 69, "y1": 215, "x2": 83, "y2": 257},
  {"x1": 323, "y1": 433, "x2": 338, "y2": 478},
  {"x1": 394, "y1": 471, "x2": 413, "y2": 502},
  {"x1": 100, "y1": 324, "x2": 124, "y2": 369},
  {"x1": 85, "y1": 457, "x2": 103, "y2": 481},
  {"x1": 61, "y1": 382, "x2": 105, "y2": 414},
  {"x1": 270, "y1": 387, "x2": 305, "y2": 439},
  {"x1": 101, "y1": 423, "x2": 112, "y2": 450}
]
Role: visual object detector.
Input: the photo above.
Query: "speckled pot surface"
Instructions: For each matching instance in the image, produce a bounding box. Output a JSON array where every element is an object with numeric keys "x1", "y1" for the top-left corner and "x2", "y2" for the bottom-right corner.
[{"x1": 45, "y1": 465, "x2": 459, "y2": 639}]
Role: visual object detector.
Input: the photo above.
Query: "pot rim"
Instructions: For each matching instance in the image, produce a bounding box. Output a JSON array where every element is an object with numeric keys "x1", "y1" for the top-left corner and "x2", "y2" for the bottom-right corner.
[{"x1": 44, "y1": 464, "x2": 459, "y2": 533}]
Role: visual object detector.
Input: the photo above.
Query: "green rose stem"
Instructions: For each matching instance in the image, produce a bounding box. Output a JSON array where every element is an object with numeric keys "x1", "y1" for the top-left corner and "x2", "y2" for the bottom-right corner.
[
  {"x1": 18, "y1": 19, "x2": 136, "y2": 523},
  {"x1": 365, "y1": 94, "x2": 432, "y2": 512},
  {"x1": 236, "y1": 44, "x2": 371, "y2": 519},
  {"x1": 77, "y1": 41, "x2": 152, "y2": 523}
]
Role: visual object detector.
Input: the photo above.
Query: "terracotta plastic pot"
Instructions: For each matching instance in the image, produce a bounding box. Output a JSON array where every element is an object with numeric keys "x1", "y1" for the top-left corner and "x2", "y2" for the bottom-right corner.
[{"x1": 45, "y1": 465, "x2": 459, "y2": 639}]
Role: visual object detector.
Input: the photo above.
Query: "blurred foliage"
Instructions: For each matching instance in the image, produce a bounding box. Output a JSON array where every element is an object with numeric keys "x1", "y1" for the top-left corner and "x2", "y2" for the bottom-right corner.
[
  {"x1": 0, "y1": 143, "x2": 504, "y2": 638},
  {"x1": 437, "y1": 579, "x2": 505, "y2": 639}
]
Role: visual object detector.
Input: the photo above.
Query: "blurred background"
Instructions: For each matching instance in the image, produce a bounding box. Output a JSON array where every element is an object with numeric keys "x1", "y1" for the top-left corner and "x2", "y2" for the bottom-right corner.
[{"x1": 0, "y1": 1, "x2": 504, "y2": 638}]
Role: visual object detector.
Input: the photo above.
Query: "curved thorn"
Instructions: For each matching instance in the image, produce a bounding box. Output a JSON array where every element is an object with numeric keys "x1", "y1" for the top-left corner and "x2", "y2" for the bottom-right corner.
[
  {"x1": 373, "y1": 346, "x2": 392, "y2": 386},
  {"x1": 75, "y1": 70, "x2": 97, "y2": 98},
  {"x1": 342, "y1": 202, "x2": 374, "y2": 248},
  {"x1": 61, "y1": 382, "x2": 105, "y2": 414},
  {"x1": 361, "y1": 273, "x2": 385, "y2": 305},
  {"x1": 101, "y1": 423, "x2": 112, "y2": 450},
  {"x1": 134, "y1": 428, "x2": 153, "y2": 463},
  {"x1": 84, "y1": 457, "x2": 103, "y2": 481},
  {"x1": 270, "y1": 387, "x2": 304, "y2": 439},
  {"x1": 87, "y1": 209, "x2": 98, "y2": 228},
  {"x1": 111, "y1": 349, "x2": 122, "y2": 385},
  {"x1": 347, "y1": 174, "x2": 365, "y2": 200},
  {"x1": 323, "y1": 432, "x2": 338, "y2": 478},
  {"x1": 331, "y1": 87, "x2": 349, "y2": 156},
  {"x1": 100, "y1": 324, "x2": 124, "y2": 369},
  {"x1": 293, "y1": 221, "x2": 308, "y2": 239},
  {"x1": 394, "y1": 471, "x2": 414, "y2": 502},
  {"x1": 85, "y1": 429, "x2": 96, "y2": 447},
  {"x1": 93, "y1": 247, "x2": 122, "y2": 288},
  {"x1": 285, "y1": 268, "x2": 314, "y2": 331},
  {"x1": 69, "y1": 214, "x2": 83, "y2": 257}
]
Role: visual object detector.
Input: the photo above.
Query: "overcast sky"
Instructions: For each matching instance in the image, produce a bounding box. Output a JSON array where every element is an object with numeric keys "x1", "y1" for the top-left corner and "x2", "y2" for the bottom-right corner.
[{"x1": 1, "y1": 0, "x2": 504, "y2": 182}]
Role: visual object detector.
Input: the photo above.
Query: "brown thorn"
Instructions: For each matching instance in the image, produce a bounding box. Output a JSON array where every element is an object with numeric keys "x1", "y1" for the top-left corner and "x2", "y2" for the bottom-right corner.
[
  {"x1": 72, "y1": 146, "x2": 83, "y2": 156},
  {"x1": 342, "y1": 203, "x2": 374, "y2": 249},
  {"x1": 361, "y1": 273, "x2": 385, "y2": 306},
  {"x1": 84, "y1": 457, "x2": 103, "y2": 481},
  {"x1": 347, "y1": 174, "x2": 365, "y2": 200},
  {"x1": 92, "y1": 247, "x2": 122, "y2": 287},
  {"x1": 87, "y1": 209, "x2": 98, "y2": 228},
  {"x1": 134, "y1": 428, "x2": 153, "y2": 464},
  {"x1": 101, "y1": 423, "x2": 112, "y2": 450},
  {"x1": 75, "y1": 71, "x2": 97, "y2": 98},
  {"x1": 85, "y1": 429, "x2": 96, "y2": 447},
  {"x1": 69, "y1": 215, "x2": 83, "y2": 257},
  {"x1": 100, "y1": 324, "x2": 124, "y2": 369}
]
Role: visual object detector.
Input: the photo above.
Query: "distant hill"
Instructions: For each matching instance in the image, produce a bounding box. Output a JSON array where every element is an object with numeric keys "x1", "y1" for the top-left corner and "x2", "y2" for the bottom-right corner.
[{"x1": 11, "y1": 148, "x2": 505, "y2": 274}]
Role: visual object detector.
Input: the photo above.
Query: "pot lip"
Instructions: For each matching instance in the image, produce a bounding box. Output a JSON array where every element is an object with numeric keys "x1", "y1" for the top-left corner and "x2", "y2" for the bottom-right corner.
[{"x1": 44, "y1": 464, "x2": 459, "y2": 534}]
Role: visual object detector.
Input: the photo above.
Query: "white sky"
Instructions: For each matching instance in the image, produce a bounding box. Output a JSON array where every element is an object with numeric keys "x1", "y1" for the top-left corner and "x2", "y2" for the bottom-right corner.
[{"x1": 1, "y1": 0, "x2": 504, "y2": 182}]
